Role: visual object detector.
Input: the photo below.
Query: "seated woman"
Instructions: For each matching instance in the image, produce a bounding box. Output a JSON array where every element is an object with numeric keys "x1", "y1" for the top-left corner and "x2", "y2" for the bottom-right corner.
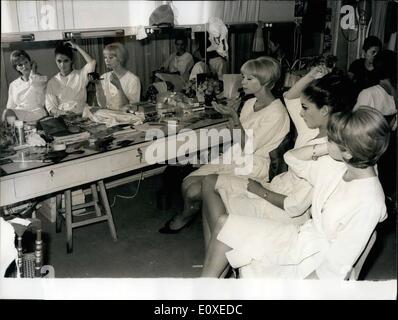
[
  {"x1": 160, "y1": 36, "x2": 194, "y2": 82},
  {"x1": 202, "y1": 106, "x2": 389, "y2": 279},
  {"x1": 95, "y1": 42, "x2": 141, "y2": 111},
  {"x1": 3, "y1": 50, "x2": 48, "y2": 123},
  {"x1": 159, "y1": 56, "x2": 290, "y2": 233},
  {"x1": 355, "y1": 50, "x2": 397, "y2": 203},
  {"x1": 45, "y1": 41, "x2": 96, "y2": 116},
  {"x1": 355, "y1": 50, "x2": 397, "y2": 129},
  {"x1": 201, "y1": 67, "x2": 356, "y2": 246},
  {"x1": 348, "y1": 36, "x2": 382, "y2": 96}
]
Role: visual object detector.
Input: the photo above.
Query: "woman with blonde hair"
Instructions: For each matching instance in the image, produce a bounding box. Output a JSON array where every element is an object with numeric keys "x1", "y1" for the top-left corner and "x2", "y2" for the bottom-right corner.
[
  {"x1": 159, "y1": 56, "x2": 290, "y2": 233},
  {"x1": 95, "y1": 42, "x2": 141, "y2": 110},
  {"x1": 202, "y1": 106, "x2": 389, "y2": 279}
]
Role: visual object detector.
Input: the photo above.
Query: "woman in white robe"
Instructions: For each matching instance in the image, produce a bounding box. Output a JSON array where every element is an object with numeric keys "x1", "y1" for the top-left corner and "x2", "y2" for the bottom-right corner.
[
  {"x1": 213, "y1": 67, "x2": 356, "y2": 229},
  {"x1": 95, "y1": 42, "x2": 141, "y2": 111},
  {"x1": 3, "y1": 50, "x2": 48, "y2": 123},
  {"x1": 202, "y1": 106, "x2": 389, "y2": 280},
  {"x1": 45, "y1": 41, "x2": 96, "y2": 116},
  {"x1": 159, "y1": 56, "x2": 290, "y2": 233}
]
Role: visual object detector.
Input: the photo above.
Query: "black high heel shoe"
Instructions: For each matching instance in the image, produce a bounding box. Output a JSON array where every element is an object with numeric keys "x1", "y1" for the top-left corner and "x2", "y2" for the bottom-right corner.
[{"x1": 158, "y1": 218, "x2": 193, "y2": 234}]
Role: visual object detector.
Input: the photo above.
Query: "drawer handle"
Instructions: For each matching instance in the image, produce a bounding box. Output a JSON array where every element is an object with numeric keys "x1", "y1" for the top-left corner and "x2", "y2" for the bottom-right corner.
[
  {"x1": 136, "y1": 148, "x2": 143, "y2": 162},
  {"x1": 49, "y1": 170, "x2": 54, "y2": 177}
]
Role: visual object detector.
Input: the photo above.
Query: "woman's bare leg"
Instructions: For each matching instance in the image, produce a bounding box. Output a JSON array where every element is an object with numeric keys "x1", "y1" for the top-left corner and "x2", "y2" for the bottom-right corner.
[
  {"x1": 164, "y1": 176, "x2": 204, "y2": 230},
  {"x1": 201, "y1": 174, "x2": 227, "y2": 236},
  {"x1": 201, "y1": 214, "x2": 231, "y2": 277}
]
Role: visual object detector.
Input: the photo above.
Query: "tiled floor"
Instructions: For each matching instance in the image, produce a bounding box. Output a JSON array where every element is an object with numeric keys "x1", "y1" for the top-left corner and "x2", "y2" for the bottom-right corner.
[{"x1": 38, "y1": 172, "x2": 396, "y2": 280}]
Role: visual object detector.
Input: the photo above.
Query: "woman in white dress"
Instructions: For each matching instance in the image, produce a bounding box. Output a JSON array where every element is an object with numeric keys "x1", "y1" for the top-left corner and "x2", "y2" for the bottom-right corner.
[
  {"x1": 95, "y1": 42, "x2": 141, "y2": 111},
  {"x1": 3, "y1": 50, "x2": 48, "y2": 123},
  {"x1": 161, "y1": 37, "x2": 194, "y2": 81},
  {"x1": 202, "y1": 106, "x2": 389, "y2": 279},
  {"x1": 207, "y1": 67, "x2": 356, "y2": 236},
  {"x1": 159, "y1": 56, "x2": 290, "y2": 233},
  {"x1": 45, "y1": 41, "x2": 96, "y2": 116}
]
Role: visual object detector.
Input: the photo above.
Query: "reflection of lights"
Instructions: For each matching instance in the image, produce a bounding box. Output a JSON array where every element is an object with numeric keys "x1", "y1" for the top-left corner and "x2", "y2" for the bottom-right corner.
[
  {"x1": 1, "y1": 34, "x2": 35, "y2": 43},
  {"x1": 63, "y1": 29, "x2": 124, "y2": 39}
]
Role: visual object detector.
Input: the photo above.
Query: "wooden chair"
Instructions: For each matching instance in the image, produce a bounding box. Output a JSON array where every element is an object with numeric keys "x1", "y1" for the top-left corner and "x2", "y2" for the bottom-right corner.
[
  {"x1": 268, "y1": 133, "x2": 293, "y2": 181},
  {"x1": 347, "y1": 230, "x2": 377, "y2": 280},
  {"x1": 56, "y1": 180, "x2": 117, "y2": 253},
  {"x1": 8, "y1": 217, "x2": 54, "y2": 278}
]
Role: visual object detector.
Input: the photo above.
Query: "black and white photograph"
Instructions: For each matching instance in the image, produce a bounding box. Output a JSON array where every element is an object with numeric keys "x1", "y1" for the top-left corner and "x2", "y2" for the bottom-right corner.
[{"x1": 0, "y1": 0, "x2": 396, "y2": 303}]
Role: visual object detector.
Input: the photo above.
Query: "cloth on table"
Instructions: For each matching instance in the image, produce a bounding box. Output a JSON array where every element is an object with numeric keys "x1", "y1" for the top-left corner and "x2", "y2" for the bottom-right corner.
[
  {"x1": 82, "y1": 106, "x2": 144, "y2": 128},
  {"x1": 0, "y1": 217, "x2": 18, "y2": 277}
]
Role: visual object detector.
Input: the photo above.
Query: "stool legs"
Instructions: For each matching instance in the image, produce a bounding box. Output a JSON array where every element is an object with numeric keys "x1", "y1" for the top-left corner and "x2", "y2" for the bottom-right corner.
[
  {"x1": 90, "y1": 184, "x2": 101, "y2": 217},
  {"x1": 55, "y1": 194, "x2": 62, "y2": 233},
  {"x1": 65, "y1": 189, "x2": 73, "y2": 254},
  {"x1": 56, "y1": 180, "x2": 117, "y2": 254},
  {"x1": 98, "y1": 180, "x2": 117, "y2": 241}
]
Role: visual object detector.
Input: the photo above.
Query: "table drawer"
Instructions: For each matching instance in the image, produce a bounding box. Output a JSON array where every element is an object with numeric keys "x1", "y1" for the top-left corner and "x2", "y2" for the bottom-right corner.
[{"x1": 14, "y1": 164, "x2": 86, "y2": 198}]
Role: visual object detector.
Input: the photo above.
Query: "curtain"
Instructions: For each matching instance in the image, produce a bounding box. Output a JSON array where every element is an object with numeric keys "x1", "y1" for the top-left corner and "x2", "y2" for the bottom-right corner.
[{"x1": 369, "y1": 0, "x2": 388, "y2": 43}]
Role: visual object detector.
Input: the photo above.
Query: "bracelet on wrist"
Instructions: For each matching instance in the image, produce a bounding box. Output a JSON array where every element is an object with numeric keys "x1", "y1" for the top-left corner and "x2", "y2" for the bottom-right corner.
[{"x1": 312, "y1": 144, "x2": 319, "y2": 161}]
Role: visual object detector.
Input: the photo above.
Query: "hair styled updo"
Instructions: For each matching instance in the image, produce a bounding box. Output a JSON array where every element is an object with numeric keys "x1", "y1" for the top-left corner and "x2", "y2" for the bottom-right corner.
[{"x1": 303, "y1": 73, "x2": 356, "y2": 113}]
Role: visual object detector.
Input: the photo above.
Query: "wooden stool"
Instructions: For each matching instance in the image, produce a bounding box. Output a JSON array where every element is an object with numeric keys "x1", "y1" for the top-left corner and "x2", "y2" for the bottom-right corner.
[{"x1": 56, "y1": 180, "x2": 117, "y2": 253}]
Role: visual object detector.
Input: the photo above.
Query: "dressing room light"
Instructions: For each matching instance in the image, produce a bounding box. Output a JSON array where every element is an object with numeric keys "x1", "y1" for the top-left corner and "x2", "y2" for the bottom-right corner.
[
  {"x1": 63, "y1": 29, "x2": 125, "y2": 39},
  {"x1": 1, "y1": 33, "x2": 35, "y2": 43}
]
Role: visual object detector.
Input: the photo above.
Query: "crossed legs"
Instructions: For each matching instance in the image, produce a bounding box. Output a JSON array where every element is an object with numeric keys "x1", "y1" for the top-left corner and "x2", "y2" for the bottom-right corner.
[
  {"x1": 164, "y1": 176, "x2": 204, "y2": 231},
  {"x1": 201, "y1": 174, "x2": 232, "y2": 277}
]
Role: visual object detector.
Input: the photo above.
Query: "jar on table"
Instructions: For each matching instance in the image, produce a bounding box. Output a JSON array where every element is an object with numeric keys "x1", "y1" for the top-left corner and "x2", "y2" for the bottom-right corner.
[{"x1": 14, "y1": 120, "x2": 26, "y2": 146}]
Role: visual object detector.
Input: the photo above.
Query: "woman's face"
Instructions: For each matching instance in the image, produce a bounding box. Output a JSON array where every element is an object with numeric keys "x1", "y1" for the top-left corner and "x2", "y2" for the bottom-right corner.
[
  {"x1": 15, "y1": 57, "x2": 31, "y2": 77},
  {"x1": 175, "y1": 40, "x2": 186, "y2": 55},
  {"x1": 104, "y1": 50, "x2": 121, "y2": 70},
  {"x1": 299, "y1": 94, "x2": 327, "y2": 129},
  {"x1": 326, "y1": 139, "x2": 345, "y2": 162},
  {"x1": 55, "y1": 54, "x2": 73, "y2": 75},
  {"x1": 241, "y1": 72, "x2": 262, "y2": 95},
  {"x1": 364, "y1": 46, "x2": 380, "y2": 64}
]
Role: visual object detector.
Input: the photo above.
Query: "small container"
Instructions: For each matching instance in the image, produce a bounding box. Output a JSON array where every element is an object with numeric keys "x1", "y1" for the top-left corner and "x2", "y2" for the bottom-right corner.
[{"x1": 14, "y1": 120, "x2": 26, "y2": 145}]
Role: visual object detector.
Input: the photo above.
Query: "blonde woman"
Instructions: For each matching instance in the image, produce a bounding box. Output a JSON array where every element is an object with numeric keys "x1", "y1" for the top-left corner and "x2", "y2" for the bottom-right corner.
[
  {"x1": 95, "y1": 42, "x2": 141, "y2": 111},
  {"x1": 202, "y1": 106, "x2": 389, "y2": 279},
  {"x1": 159, "y1": 56, "x2": 290, "y2": 233}
]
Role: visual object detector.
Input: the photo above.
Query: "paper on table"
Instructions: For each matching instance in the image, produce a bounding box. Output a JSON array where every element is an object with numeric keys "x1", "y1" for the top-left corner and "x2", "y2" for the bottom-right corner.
[
  {"x1": 8, "y1": 217, "x2": 32, "y2": 226},
  {"x1": 223, "y1": 74, "x2": 242, "y2": 99},
  {"x1": 155, "y1": 73, "x2": 186, "y2": 92}
]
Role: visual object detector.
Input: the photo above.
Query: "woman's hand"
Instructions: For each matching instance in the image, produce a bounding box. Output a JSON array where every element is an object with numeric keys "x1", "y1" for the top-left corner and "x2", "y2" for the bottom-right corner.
[
  {"x1": 306, "y1": 65, "x2": 330, "y2": 80},
  {"x1": 247, "y1": 178, "x2": 267, "y2": 198},
  {"x1": 64, "y1": 40, "x2": 78, "y2": 50},
  {"x1": 213, "y1": 100, "x2": 239, "y2": 118},
  {"x1": 110, "y1": 72, "x2": 122, "y2": 90},
  {"x1": 30, "y1": 61, "x2": 37, "y2": 74}
]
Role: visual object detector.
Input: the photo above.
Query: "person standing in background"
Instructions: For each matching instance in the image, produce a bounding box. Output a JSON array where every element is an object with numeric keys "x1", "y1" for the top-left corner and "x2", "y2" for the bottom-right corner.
[
  {"x1": 161, "y1": 36, "x2": 194, "y2": 81},
  {"x1": 348, "y1": 36, "x2": 382, "y2": 96}
]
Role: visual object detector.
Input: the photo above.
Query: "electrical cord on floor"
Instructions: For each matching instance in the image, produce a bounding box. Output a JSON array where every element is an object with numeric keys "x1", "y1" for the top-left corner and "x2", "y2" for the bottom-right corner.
[{"x1": 109, "y1": 171, "x2": 144, "y2": 207}]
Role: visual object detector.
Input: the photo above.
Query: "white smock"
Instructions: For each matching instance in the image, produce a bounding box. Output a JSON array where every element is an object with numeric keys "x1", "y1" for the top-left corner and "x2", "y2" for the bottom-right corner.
[
  {"x1": 45, "y1": 60, "x2": 96, "y2": 115},
  {"x1": 6, "y1": 74, "x2": 48, "y2": 122},
  {"x1": 188, "y1": 97, "x2": 290, "y2": 181},
  {"x1": 218, "y1": 152, "x2": 387, "y2": 280},
  {"x1": 100, "y1": 71, "x2": 141, "y2": 110},
  {"x1": 355, "y1": 85, "x2": 396, "y2": 116},
  {"x1": 215, "y1": 96, "x2": 322, "y2": 225},
  {"x1": 162, "y1": 52, "x2": 194, "y2": 81}
]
